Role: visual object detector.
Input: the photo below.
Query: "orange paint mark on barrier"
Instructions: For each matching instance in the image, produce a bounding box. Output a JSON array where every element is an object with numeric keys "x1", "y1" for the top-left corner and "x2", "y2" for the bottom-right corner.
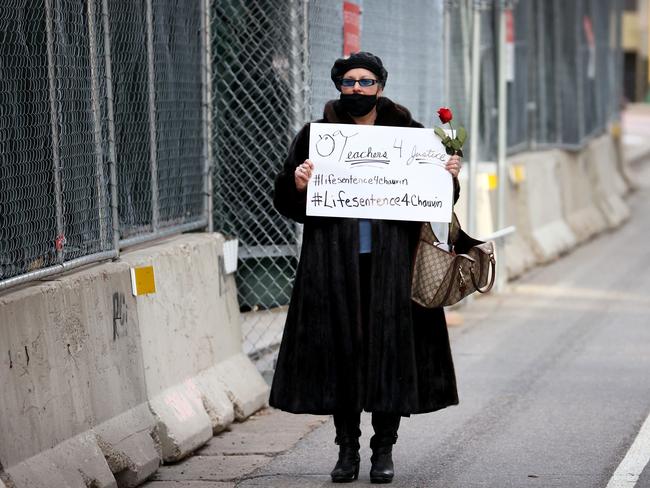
[
  {"x1": 164, "y1": 391, "x2": 195, "y2": 422},
  {"x1": 130, "y1": 266, "x2": 156, "y2": 296}
]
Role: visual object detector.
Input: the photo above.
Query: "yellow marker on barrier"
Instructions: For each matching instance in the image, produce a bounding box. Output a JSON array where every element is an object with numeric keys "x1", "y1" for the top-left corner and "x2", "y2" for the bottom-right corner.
[
  {"x1": 509, "y1": 164, "x2": 526, "y2": 184},
  {"x1": 487, "y1": 173, "x2": 498, "y2": 191},
  {"x1": 130, "y1": 266, "x2": 156, "y2": 296},
  {"x1": 610, "y1": 122, "x2": 621, "y2": 139}
]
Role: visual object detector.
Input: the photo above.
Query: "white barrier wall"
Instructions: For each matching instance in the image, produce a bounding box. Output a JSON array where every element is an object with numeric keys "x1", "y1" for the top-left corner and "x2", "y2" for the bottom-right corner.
[
  {"x1": 557, "y1": 150, "x2": 609, "y2": 242},
  {"x1": 588, "y1": 135, "x2": 630, "y2": 227},
  {"x1": 0, "y1": 255, "x2": 152, "y2": 487},
  {"x1": 458, "y1": 134, "x2": 630, "y2": 281},
  {"x1": 516, "y1": 150, "x2": 578, "y2": 262},
  {"x1": 0, "y1": 233, "x2": 268, "y2": 487},
  {"x1": 504, "y1": 134, "x2": 630, "y2": 279}
]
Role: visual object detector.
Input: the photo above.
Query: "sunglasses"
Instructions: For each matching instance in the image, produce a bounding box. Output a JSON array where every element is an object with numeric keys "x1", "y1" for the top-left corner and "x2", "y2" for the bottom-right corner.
[{"x1": 339, "y1": 78, "x2": 378, "y2": 88}]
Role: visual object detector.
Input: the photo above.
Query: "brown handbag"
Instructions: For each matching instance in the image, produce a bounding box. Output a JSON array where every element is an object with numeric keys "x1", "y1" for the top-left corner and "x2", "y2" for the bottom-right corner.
[{"x1": 411, "y1": 215, "x2": 496, "y2": 308}]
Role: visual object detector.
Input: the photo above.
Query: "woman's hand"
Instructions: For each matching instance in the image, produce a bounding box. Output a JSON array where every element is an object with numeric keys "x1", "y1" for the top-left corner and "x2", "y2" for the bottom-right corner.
[
  {"x1": 294, "y1": 159, "x2": 314, "y2": 192},
  {"x1": 446, "y1": 154, "x2": 462, "y2": 178}
]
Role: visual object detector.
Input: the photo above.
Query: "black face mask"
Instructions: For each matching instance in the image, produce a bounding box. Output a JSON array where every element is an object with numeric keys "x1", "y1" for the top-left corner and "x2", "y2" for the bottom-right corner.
[{"x1": 339, "y1": 93, "x2": 378, "y2": 117}]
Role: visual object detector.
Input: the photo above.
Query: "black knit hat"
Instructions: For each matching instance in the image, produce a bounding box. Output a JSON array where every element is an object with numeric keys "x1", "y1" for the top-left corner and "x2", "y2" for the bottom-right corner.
[{"x1": 330, "y1": 51, "x2": 388, "y2": 91}]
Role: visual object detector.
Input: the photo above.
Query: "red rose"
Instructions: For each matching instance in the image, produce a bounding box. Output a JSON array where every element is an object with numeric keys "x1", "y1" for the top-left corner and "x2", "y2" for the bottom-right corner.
[{"x1": 437, "y1": 107, "x2": 453, "y2": 124}]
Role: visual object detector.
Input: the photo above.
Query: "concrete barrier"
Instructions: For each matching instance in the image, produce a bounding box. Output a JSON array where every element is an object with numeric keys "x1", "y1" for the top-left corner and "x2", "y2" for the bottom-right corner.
[
  {"x1": 609, "y1": 122, "x2": 635, "y2": 191},
  {"x1": 557, "y1": 150, "x2": 609, "y2": 243},
  {"x1": 448, "y1": 135, "x2": 628, "y2": 280},
  {"x1": 511, "y1": 150, "x2": 577, "y2": 263},
  {"x1": 456, "y1": 162, "x2": 537, "y2": 279},
  {"x1": 458, "y1": 154, "x2": 575, "y2": 278},
  {"x1": 503, "y1": 161, "x2": 537, "y2": 279},
  {"x1": 6, "y1": 433, "x2": 117, "y2": 488},
  {"x1": 588, "y1": 135, "x2": 630, "y2": 228},
  {"x1": 94, "y1": 405, "x2": 161, "y2": 486},
  {"x1": 0, "y1": 233, "x2": 268, "y2": 486},
  {"x1": 0, "y1": 257, "x2": 158, "y2": 487},
  {"x1": 505, "y1": 183, "x2": 537, "y2": 279},
  {"x1": 118, "y1": 235, "x2": 268, "y2": 461}
]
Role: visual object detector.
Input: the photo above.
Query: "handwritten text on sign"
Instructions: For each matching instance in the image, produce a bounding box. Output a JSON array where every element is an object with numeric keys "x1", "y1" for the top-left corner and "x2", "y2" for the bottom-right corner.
[{"x1": 307, "y1": 123, "x2": 453, "y2": 222}]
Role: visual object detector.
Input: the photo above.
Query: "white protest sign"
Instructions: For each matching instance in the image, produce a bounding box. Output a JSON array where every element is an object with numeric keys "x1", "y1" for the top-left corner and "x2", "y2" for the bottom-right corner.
[{"x1": 306, "y1": 123, "x2": 453, "y2": 222}]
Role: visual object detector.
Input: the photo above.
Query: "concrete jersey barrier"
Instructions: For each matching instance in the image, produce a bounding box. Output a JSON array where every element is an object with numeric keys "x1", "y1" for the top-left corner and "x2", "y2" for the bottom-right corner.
[
  {"x1": 588, "y1": 135, "x2": 630, "y2": 228},
  {"x1": 0, "y1": 233, "x2": 269, "y2": 487}
]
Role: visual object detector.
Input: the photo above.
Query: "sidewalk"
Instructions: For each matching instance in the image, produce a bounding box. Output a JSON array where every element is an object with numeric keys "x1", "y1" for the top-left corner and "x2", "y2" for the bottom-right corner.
[
  {"x1": 142, "y1": 318, "x2": 469, "y2": 486},
  {"x1": 142, "y1": 409, "x2": 327, "y2": 487}
]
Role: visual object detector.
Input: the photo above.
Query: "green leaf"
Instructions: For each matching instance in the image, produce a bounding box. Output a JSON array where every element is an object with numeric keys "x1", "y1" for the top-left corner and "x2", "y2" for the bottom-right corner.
[
  {"x1": 451, "y1": 139, "x2": 462, "y2": 151},
  {"x1": 457, "y1": 126, "x2": 467, "y2": 145},
  {"x1": 434, "y1": 127, "x2": 447, "y2": 140}
]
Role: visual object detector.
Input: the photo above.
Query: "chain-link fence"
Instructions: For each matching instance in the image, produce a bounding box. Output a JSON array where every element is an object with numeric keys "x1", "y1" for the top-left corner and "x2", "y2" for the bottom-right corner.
[
  {"x1": 309, "y1": 0, "x2": 445, "y2": 127},
  {"x1": 446, "y1": 0, "x2": 624, "y2": 160},
  {"x1": 210, "y1": 0, "x2": 624, "y2": 366},
  {"x1": 0, "y1": 0, "x2": 114, "y2": 284},
  {"x1": 1, "y1": 3, "x2": 58, "y2": 280},
  {"x1": 210, "y1": 0, "x2": 309, "y2": 364},
  {"x1": 0, "y1": 0, "x2": 210, "y2": 290},
  {"x1": 112, "y1": 0, "x2": 208, "y2": 245},
  {"x1": 361, "y1": 0, "x2": 446, "y2": 126}
]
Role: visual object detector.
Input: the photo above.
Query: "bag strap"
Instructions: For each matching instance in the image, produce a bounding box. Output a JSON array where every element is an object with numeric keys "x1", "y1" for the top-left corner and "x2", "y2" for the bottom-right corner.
[{"x1": 469, "y1": 253, "x2": 496, "y2": 294}]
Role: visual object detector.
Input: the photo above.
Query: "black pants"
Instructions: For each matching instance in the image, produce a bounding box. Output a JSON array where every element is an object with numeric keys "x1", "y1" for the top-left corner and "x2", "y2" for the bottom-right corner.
[
  {"x1": 333, "y1": 253, "x2": 401, "y2": 450},
  {"x1": 334, "y1": 411, "x2": 401, "y2": 449}
]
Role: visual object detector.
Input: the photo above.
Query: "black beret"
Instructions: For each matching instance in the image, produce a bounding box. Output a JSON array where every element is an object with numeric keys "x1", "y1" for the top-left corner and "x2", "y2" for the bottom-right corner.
[{"x1": 330, "y1": 51, "x2": 388, "y2": 91}]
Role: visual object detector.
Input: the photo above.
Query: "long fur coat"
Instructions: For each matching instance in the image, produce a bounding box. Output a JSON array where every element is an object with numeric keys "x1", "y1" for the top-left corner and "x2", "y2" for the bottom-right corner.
[{"x1": 269, "y1": 97, "x2": 459, "y2": 415}]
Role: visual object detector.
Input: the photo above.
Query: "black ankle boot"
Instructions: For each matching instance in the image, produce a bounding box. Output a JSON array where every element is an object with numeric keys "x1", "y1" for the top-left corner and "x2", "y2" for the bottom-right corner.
[
  {"x1": 370, "y1": 445, "x2": 394, "y2": 484},
  {"x1": 369, "y1": 412, "x2": 399, "y2": 483},
  {"x1": 330, "y1": 445, "x2": 360, "y2": 483}
]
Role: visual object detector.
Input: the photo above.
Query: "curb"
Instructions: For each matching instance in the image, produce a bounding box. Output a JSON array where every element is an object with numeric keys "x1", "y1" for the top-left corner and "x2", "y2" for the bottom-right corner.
[{"x1": 145, "y1": 408, "x2": 328, "y2": 486}]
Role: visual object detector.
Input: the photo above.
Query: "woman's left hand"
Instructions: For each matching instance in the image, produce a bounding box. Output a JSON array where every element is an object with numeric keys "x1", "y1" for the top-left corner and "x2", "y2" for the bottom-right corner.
[{"x1": 446, "y1": 154, "x2": 462, "y2": 178}]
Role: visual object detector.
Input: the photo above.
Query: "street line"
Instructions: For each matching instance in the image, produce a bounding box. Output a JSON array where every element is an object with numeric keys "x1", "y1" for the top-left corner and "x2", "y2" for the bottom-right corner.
[
  {"x1": 606, "y1": 410, "x2": 650, "y2": 488},
  {"x1": 510, "y1": 284, "x2": 650, "y2": 305}
]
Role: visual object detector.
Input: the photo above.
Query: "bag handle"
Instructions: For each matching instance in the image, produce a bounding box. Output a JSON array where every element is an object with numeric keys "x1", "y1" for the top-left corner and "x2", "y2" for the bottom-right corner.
[{"x1": 469, "y1": 253, "x2": 496, "y2": 294}]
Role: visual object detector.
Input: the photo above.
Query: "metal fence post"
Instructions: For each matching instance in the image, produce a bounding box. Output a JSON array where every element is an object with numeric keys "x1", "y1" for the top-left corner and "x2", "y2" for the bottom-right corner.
[
  {"x1": 101, "y1": 0, "x2": 120, "y2": 253},
  {"x1": 496, "y1": 0, "x2": 508, "y2": 291},
  {"x1": 86, "y1": 0, "x2": 109, "y2": 251},
  {"x1": 298, "y1": 0, "x2": 311, "y2": 255},
  {"x1": 289, "y1": 0, "x2": 307, "y2": 255},
  {"x1": 443, "y1": 0, "x2": 451, "y2": 104},
  {"x1": 45, "y1": 0, "x2": 65, "y2": 263},
  {"x1": 302, "y1": 0, "x2": 310, "y2": 123},
  {"x1": 576, "y1": 0, "x2": 585, "y2": 143},
  {"x1": 289, "y1": 0, "x2": 304, "y2": 136},
  {"x1": 552, "y1": 0, "x2": 563, "y2": 145},
  {"x1": 461, "y1": 0, "x2": 472, "y2": 108},
  {"x1": 467, "y1": 0, "x2": 482, "y2": 237},
  {"x1": 535, "y1": 0, "x2": 547, "y2": 145},
  {"x1": 146, "y1": 0, "x2": 159, "y2": 232},
  {"x1": 202, "y1": 0, "x2": 214, "y2": 233}
]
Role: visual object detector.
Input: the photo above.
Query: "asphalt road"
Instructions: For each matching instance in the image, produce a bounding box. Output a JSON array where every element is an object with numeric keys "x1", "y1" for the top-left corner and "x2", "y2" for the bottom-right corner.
[{"x1": 238, "y1": 159, "x2": 650, "y2": 488}]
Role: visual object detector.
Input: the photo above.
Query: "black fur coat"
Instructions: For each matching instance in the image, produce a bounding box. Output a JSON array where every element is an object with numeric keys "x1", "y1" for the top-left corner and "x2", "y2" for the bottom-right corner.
[{"x1": 269, "y1": 97, "x2": 459, "y2": 415}]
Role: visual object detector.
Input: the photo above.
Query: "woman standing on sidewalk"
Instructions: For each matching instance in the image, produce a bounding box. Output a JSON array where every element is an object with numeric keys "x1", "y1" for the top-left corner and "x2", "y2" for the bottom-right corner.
[{"x1": 270, "y1": 52, "x2": 462, "y2": 484}]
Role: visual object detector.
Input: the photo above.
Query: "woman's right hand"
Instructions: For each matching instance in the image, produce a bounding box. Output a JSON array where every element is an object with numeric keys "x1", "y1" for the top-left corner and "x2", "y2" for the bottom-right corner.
[{"x1": 294, "y1": 159, "x2": 314, "y2": 192}]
